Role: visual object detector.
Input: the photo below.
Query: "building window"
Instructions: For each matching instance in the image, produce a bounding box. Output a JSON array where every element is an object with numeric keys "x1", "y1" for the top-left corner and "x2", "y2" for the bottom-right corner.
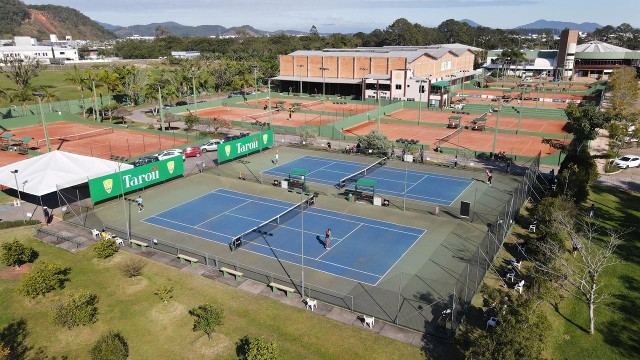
[
  {"x1": 60, "y1": 52, "x2": 65, "y2": 55},
  {"x1": 395, "y1": 84, "x2": 402, "y2": 90}
]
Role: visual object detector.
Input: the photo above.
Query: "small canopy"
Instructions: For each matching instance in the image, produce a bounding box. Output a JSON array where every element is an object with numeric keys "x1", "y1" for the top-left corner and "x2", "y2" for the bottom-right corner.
[
  {"x1": 291, "y1": 102, "x2": 303, "y2": 107},
  {"x1": 472, "y1": 118, "x2": 486, "y2": 123},
  {"x1": 356, "y1": 178, "x2": 377, "y2": 187},
  {"x1": 0, "y1": 150, "x2": 133, "y2": 196},
  {"x1": 288, "y1": 168, "x2": 308, "y2": 178},
  {"x1": 448, "y1": 116, "x2": 462, "y2": 121},
  {"x1": 431, "y1": 81, "x2": 450, "y2": 87}
]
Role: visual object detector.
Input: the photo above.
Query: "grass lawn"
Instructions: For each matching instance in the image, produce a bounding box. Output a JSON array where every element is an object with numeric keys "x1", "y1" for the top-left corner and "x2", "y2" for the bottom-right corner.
[
  {"x1": 461, "y1": 184, "x2": 639, "y2": 359},
  {"x1": 0, "y1": 69, "x2": 93, "y2": 108},
  {"x1": 544, "y1": 185, "x2": 640, "y2": 359},
  {"x1": 0, "y1": 227, "x2": 425, "y2": 360}
]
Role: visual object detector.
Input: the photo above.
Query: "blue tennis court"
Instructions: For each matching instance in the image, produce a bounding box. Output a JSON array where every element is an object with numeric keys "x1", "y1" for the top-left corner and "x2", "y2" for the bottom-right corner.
[
  {"x1": 143, "y1": 189, "x2": 424, "y2": 285},
  {"x1": 263, "y1": 156, "x2": 473, "y2": 205}
]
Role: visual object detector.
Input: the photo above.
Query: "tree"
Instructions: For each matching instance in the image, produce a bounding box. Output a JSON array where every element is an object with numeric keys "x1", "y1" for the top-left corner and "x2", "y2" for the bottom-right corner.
[
  {"x1": 154, "y1": 284, "x2": 174, "y2": 303},
  {"x1": 92, "y1": 238, "x2": 119, "y2": 259},
  {"x1": 65, "y1": 65, "x2": 88, "y2": 118},
  {"x1": 188, "y1": 303, "x2": 225, "y2": 340},
  {"x1": 309, "y1": 25, "x2": 319, "y2": 36},
  {"x1": 1, "y1": 240, "x2": 37, "y2": 268},
  {"x1": 51, "y1": 291, "x2": 99, "y2": 329},
  {"x1": 183, "y1": 112, "x2": 200, "y2": 132},
  {"x1": 532, "y1": 213, "x2": 622, "y2": 334},
  {"x1": 296, "y1": 127, "x2": 317, "y2": 144},
  {"x1": 463, "y1": 297, "x2": 551, "y2": 359},
  {"x1": 119, "y1": 258, "x2": 146, "y2": 279},
  {"x1": 357, "y1": 130, "x2": 392, "y2": 152},
  {"x1": 236, "y1": 336, "x2": 279, "y2": 360},
  {"x1": 18, "y1": 261, "x2": 70, "y2": 298},
  {"x1": 89, "y1": 331, "x2": 129, "y2": 360},
  {"x1": 607, "y1": 66, "x2": 639, "y2": 118},
  {"x1": 0, "y1": 56, "x2": 45, "y2": 92}
]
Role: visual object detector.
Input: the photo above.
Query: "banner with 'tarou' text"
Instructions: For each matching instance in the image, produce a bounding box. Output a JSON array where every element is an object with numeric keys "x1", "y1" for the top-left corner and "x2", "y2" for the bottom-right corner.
[
  {"x1": 217, "y1": 130, "x2": 274, "y2": 163},
  {"x1": 88, "y1": 157, "x2": 184, "y2": 203}
]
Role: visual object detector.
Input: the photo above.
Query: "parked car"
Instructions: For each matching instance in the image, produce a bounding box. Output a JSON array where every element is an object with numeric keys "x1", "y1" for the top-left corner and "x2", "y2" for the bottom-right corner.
[
  {"x1": 227, "y1": 92, "x2": 242, "y2": 98},
  {"x1": 156, "y1": 149, "x2": 185, "y2": 161},
  {"x1": 132, "y1": 156, "x2": 159, "y2": 167},
  {"x1": 200, "y1": 139, "x2": 223, "y2": 152},
  {"x1": 175, "y1": 101, "x2": 188, "y2": 106},
  {"x1": 183, "y1": 146, "x2": 202, "y2": 158},
  {"x1": 613, "y1": 155, "x2": 640, "y2": 169},
  {"x1": 222, "y1": 133, "x2": 249, "y2": 143}
]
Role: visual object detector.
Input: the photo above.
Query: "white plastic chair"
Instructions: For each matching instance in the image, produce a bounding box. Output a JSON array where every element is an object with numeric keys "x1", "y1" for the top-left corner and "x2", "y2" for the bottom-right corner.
[
  {"x1": 528, "y1": 224, "x2": 536, "y2": 232},
  {"x1": 363, "y1": 315, "x2": 375, "y2": 328},
  {"x1": 509, "y1": 258, "x2": 522, "y2": 270},
  {"x1": 91, "y1": 229, "x2": 100, "y2": 239},
  {"x1": 515, "y1": 280, "x2": 525, "y2": 294},
  {"x1": 305, "y1": 298, "x2": 317, "y2": 311},
  {"x1": 506, "y1": 270, "x2": 515, "y2": 283}
]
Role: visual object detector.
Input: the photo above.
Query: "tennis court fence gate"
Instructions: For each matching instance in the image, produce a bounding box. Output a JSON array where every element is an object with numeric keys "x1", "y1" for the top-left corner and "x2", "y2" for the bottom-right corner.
[{"x1": 80, "y1": 152, "x2": 540, "y2": 338}]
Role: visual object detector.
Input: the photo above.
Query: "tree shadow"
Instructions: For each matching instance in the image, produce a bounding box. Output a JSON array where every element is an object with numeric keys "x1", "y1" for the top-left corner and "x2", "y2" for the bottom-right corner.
[
  {"x1": 551, "y1": 301, "x2": 589, "y2": 333},
  {"x1": 600, "y1": 274, "x2": 640, "y2": 358},
  {"x1": 0, "y1": 319, "x2": 31, "y2": 360}
]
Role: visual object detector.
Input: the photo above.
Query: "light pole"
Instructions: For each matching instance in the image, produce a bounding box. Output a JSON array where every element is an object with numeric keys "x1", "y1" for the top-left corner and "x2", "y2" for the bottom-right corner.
[
  {"x1": 418, "y1": 80, "x2": 423, "y2": 126},
  {"x1": 320, "y1": 66, "x2": 328, "y2": 131},
  {"x1": 10, "y1": 170, "x2": 25, "y2": 222},
  {"x1": 359, "y1": 67, "x2": 369, "y2": 100},
  {"x1": 297, "y1": 64, "x2": 304, "y2": 96},
  {"x1": 251, "y1": 64, "x2": 259, "y2": 108},
  {"x1": 91, "y1": 78, "x2": 100, "y2": 122},
  {"x1": 492, "y1": 105, "x2": 500, "y2": 155},
  {"x1": 295, "y1": 190, "x2": 311, "y2": 297},
  {"x1": 267, "y1": 78, "x2": 272, "y2": 124},
  {"x1": 32, "y1": 92, "x2": 51, "y2": 152},
  {"x1": 516, "y1": 90, "x2": 526, "y2": 134},
  {"x1": 376, "y1": 80, "x2": 381, "y2": 132},
  {"x1": 157, "y1": 84, "x2": 165, "y2": 131},
  {"x1": 191, "y1": 74, "x2": 198, "y2": 117}
]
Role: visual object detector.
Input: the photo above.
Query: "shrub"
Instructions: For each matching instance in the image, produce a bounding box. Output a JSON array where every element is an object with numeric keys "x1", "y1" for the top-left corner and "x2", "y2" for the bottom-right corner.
[
  {"x1": 119, "y1": 258, "x2": 146, "y2": 279},
  {"x1": 236, "y1": 336, "x2": 279, "y2": 360},
  {"x1": 52, "y1": 291, "x2": 99, "y2": 329},
  {"x1": 154, "y1": 284, "x2": 174, "y2": 303},
  {"x1": 89, "y1": 331, "x2": 129, "y2": 360},
  {"x1": 18, "y1": 261, "x2": 70, "y2": 298},
  {"x1": 1, "y1": 240, "x2": 37, "y2": 267},
  {"x1": 93, "y1": 238, "x2": 119, "y2": 259},
  {"x1": 0, "y1": 220, "x2": 40, "y2": 229},
  {"x1": 188, "y1": 303, "x2": 225, "y2": 340}
]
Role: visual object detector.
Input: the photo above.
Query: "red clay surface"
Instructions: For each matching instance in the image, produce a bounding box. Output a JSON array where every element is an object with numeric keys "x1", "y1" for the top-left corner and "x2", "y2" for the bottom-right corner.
[
  {"x1": 456, "y1": 96, "x2": 572, "y2": 109},
  {"x1": 7, "y1": 122, "x2": 188, "y2": 160},
  {"x1": 0, "y1": 150, "x2": 28, "y2": 167},
  {"x1": 245, "y1": 97, "x2": 377, "y2": 115},
  {"x1": 344, "y1": 121, "x2": 564, "y2": 157},
  {"x1": 195, "y1": 104, "x2": 341, "y2": 127},
  {"x1": 462, "y1": 88, "x2": 589, "y2": 101},
  {"x1": 385, "y1": 109, "x2": 568, "y2": 135}
]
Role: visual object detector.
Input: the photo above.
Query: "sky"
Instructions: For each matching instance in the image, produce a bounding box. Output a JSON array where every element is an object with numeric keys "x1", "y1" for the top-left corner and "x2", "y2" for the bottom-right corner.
[{"x1": 25, "y1": 0, "x2": 640, "y2": 33}]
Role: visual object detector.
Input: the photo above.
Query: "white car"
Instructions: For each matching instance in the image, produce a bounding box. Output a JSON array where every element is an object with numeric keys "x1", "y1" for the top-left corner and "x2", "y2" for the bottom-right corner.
[
  {"x1": 200, "y1": 139, "x2": 223, "y2": 152},
  {"x1": 613, "y1": 155, "x2": 640, "y2": 169},
  {"x1": 156, "y1": 149, "x2": 185, "y2": 161}
]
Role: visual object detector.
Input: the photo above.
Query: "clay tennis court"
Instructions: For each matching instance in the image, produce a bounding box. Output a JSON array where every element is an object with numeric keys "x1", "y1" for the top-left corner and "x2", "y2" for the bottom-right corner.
[
  {"x1": 195, "y1": 104, "x2": 341, "y2": 126},
  {"x1": 344, "y1": 121, "x2": 563, "y2": 157},
  {"x1": 462, "y1": 88, "x2": 589, "y2": 101},
  {"x1": 245, "y1": 97, "x2": 377, "y2": 115},
  {"x1": 384, "y1": 109, "x2": 568, "y2": 134},
  {"x1": 7, "y1": 121, "x2": 189, "y2": 160},
  {"x1": 455, "y1": 96, "x2": 578, "y2": 109}
]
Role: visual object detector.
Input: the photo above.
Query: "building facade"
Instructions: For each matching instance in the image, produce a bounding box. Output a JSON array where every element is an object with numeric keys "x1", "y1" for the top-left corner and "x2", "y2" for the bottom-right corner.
[{"x1": 275, "y1": 45, "x2": 480, "y2": 107}]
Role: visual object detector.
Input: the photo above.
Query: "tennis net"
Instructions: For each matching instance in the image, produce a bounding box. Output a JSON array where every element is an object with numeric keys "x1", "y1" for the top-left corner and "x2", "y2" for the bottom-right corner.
[
  {"x1": 301, "y1": 100, "x2": 323, "y2": 108},
  {"x1": 241, "y1": 111, "x2": 270, "y2": 122},
  {"x1": 230, "y1": 194, "x2": 316, "y2": 251},
  {"x1": 337, "y1": 157, "x2": 387, "y2": 188},
  {"x1": 36, "y1": 127, "x2": 114, "y2": 148}
]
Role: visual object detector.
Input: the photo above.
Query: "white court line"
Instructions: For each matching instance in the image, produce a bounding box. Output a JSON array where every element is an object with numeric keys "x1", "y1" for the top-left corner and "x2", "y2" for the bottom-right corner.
[
  {"x1": 147, "y1": 216, "x2": 232, "y2": 239},
  {"x1": 316, "y1": 223, "x2": 362, "y2": 260},
  {"x1": 376, "y1": 229, "x2": 427, "y2": 283},
  {"x1": 195, "y1": 200, "x2": 251, "y2": 227},
  {"x1": 305, "y1": 208, "x2": 425, "y2": 236},
  {"x1": 144, "y1": 189, "x2": 220, "y2": 220}
]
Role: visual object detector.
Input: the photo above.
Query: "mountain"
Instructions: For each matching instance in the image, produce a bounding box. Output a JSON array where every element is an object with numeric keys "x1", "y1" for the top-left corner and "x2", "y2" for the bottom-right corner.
[
  {"x1": 460, "y1": 19, "x2": 482, "y2": 28},
  {"x1": 0, "y1": 0, "x2": 116, "y2": 40},
  {"x1": 110, "y1": 21, "x2": 306, "y2": 38},
  {"x1": 515, "y1": 19, "x2": 602, "y2": 33},
  {"x1": 96, "y1": 21, "x2": 119, "y2": 31}
]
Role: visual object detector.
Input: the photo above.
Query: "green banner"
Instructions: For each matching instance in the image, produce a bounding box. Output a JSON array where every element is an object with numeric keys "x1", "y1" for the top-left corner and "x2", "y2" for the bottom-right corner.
[
  {"x1": 89, "y1": 158, "x2": 184, "y2": 203},
  {"x1": 217, "y1": 130, "x2": 274, "y2": 162}
]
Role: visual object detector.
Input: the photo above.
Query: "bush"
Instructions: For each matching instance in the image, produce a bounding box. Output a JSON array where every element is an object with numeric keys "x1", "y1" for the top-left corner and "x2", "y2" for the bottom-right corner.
[
  {"x1": 236, "y1": 336, "x2": 279, "y2": 360},
  {"x1": 0, "y1": 220, "x2": 40, "y2": 229},
  {"x1": 1, "y1": 240, "x2": 37, "y2": 267},
  {"x1": 18, "y1": 261, "x2": 70, "y2": 298},
  {"x1": 52, "y1": 291, "x2": 99, "y2": 329},
  {"x1": 154, "y1": 284, "x2": 174, "y2": 303},
  {"x1": 89, "y1": 331, "x2": 129, "y2": 360},
  {"x1": 188, "y1": 303, "x2": 225, "y2": 340},
  {"x1": 358, "y1": 130, "x2": 392, "y2": 151},
  {"x1": 119, "y1": 258, "x2": 146, "y2": 279},
  {"x1": 93, "y1": 238, "x2": 119, "y2": 259}
]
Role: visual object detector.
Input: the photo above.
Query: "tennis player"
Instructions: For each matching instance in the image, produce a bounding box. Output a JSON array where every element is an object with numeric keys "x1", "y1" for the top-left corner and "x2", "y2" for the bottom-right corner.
[{"x1": 325, "y1": 228, "x2": 331, "y2": 249}]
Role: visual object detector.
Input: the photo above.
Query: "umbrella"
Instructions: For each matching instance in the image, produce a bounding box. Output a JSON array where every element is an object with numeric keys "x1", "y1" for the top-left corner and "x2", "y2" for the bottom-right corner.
[{"x1": 111, "y1": 107, "x2": 132, "y2": 118}]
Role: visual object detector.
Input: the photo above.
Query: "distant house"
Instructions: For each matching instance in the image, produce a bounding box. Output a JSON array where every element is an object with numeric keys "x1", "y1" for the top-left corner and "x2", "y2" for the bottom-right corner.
[
  {"x1": 171, "y1": 51, "x2": 201, "y2": 59},
  {"x1": 0, "y1": 37, "x2": 78, "y2": 64}
]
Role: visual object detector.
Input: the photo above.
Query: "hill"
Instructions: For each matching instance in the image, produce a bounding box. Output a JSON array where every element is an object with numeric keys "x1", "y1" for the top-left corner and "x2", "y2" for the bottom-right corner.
[
  {"x1": 460, "y1": 19, "x2": 482, "y2": 28},
  {"x1": 0, "y1": 0, "x2": 115, "y2": 41},
  {"x1": 111, "y1": 21, "x2": 306, "y2": 38},
  {"x1": 516, "y1": 19, "x2": 602, "y2": 33}
]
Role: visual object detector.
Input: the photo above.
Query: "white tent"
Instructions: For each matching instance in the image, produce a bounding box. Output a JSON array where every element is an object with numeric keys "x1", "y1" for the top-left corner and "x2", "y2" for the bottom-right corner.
[{"x1": 0, "y1": 150, "x2": 133, "y2": 196}]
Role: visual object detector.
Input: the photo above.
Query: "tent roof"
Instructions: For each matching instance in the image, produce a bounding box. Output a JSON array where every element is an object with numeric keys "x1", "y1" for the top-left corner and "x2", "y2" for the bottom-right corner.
[{"x1": 0, "y1": 150, "x2": 133, "y2": 196}]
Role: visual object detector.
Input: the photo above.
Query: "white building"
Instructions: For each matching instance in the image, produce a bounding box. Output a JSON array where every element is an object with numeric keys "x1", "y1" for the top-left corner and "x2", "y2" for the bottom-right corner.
[
  {"x1": 0, "y1": 36, "x2": 79, "y2": 64},
  {"x1": 171, "y1": 51, "x2": 201, "y2": 59}
]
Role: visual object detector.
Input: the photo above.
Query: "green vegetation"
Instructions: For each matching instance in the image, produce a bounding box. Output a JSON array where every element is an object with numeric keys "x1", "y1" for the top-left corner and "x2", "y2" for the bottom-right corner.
[
  {"x1": 189, "y1": 303, "x2": 225, "y2": 340},
  {"x1": 51, "y1": 290, "x2": 99, "y2": 329},
  {"x1": 154, "y1": 284, "x2": 174, "y2": 303},
  {"x1": 0, "y1": 228, "x2": 423, "y2": 359},
  {"x1": 92, "y1": 238, "x2": 119, "y2": 259},
  {"x1": 236, "y1": 336, "x2": 279, "y2": 360},
  {"x1": 1, "y1": 240, "x2": 37, "y2": 267},
  {"x1": 89, "y1": 331, "x2": 129, "y2": 360},
  {"x1": 0, "y1": 0, "x2": 29, "y2": 37},
  {"x1": 18, "y1": 260, "x2": 70, "y2": 298},
  {"x1": 0, "y1": 220, "x2": 40, "y2": 229},
  {"x1": 118, "y1": 258, "x2": 146, "y2": 279}
]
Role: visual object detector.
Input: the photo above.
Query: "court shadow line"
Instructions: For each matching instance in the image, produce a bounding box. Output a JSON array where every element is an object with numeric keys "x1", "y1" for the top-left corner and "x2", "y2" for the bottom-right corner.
[{"x1": 262, "y1": 235, "x2": 303, "y2": 295}]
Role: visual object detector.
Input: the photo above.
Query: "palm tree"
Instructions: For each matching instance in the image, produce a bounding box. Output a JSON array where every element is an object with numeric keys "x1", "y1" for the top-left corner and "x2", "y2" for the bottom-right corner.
[
  {"x1": 34, "y1": 86, "x2": 58, "y2": 113},
  {"x1": 98, "y1": 68, "x2": 121, "y2": 117},
  {"x1": 9, "y1": 89, "x2": 35, "y2": 115},
  {"x1": 65, "y1": 65, "x2": 88, "y2": 118}
]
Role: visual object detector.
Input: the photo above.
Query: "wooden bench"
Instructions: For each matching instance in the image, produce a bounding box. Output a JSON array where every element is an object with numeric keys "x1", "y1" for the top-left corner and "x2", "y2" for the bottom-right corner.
[
  {"x1": 268, "y1": 282, "x2": 296, "y2": 297},
  {"x1": 129, "y1": 239, "x2": 149, "y2": 251},
  {"x1": 177, "y1": 254, "x2": 199, "y2": 266},
  {"x1": 219, "y1": 267, "x2": 243, "y2": 280}
]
